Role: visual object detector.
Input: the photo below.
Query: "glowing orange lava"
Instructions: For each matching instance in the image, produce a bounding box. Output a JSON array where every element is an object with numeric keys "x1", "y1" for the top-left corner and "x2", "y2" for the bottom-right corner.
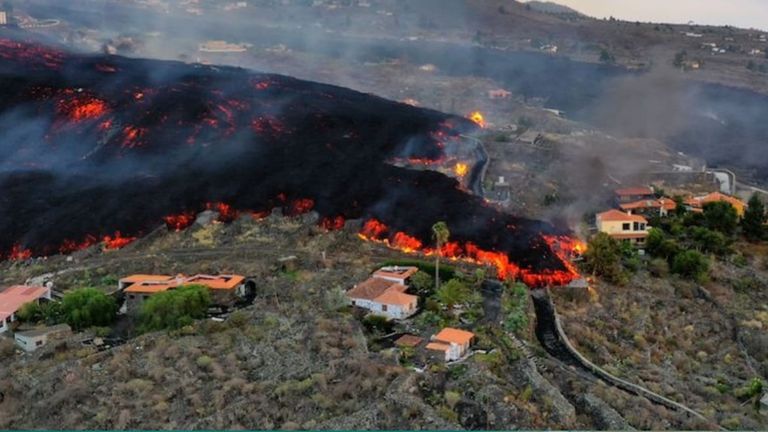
[
  {"x1": 9, "y1": 244, "x2": 32, "y2": 261},
  {"x1": 103, "y1": 232, "x2": 137, "y2": 250},
  {"x1": 454, "y1": 162, "x2": 469, "y2": 177},
  {"x1": 288, "y1": 198, "x2": 315, "y2": 215},
  {"x1": 357, "y1": 218, "x2": 580, "y2": 287},
  {"x1": 59, "y1": 235, "x2": 98, "y2": 254},
  {"x1": 163, "y1": 212, "x2": 196, "y2": 231},
  {"x1": 320, "y1": 216, "x2": 346, "y2": 231},
  {"x1": 207, "y1": 202, "x2": 239, "y2": 223},
  {"x1": 468, "y1": 111, "x2": 485, "y2": 128},
  {"x1": 56, "y1": 91, "x2": 110, "y2": 123}
]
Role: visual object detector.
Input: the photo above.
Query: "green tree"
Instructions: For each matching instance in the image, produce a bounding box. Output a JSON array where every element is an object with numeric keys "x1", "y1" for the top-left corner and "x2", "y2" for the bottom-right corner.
[
  {"x1": 584, "y1": 233, "x2": 624, "y2": 283},
  {"x1": 436, "y1": 279, "x2": 470, "y2": 308},
  {"x1": 61, "y1": 288, "x2": 118, "y2": 330},
  {"x1": 409, "y1": 270, "x2": 435, "y2": 297},
  {"x1": 503, "y1": 282, "x2": 529, "y2": 333},
  {"x1": 673, "y1": 195, "x2": 687, "y2": 217},
  {"x1": 742, "y1": 194, "x2": 766, "y2": 242},
  {"x1": 16, "y1": 301, "x2": 42, "y2": 323},
  {"x1": 688, "y1": 226, "x2": 730, "y2": 255},
  {"x1": 671, "y1": 250, "x2": 710, "y2": 282},
  {"x1": 432, "y1": 221, "x2": 450, "y2": 291},
  {"x1": 139, "y1": 284, "x2": 210, "y2": 332},
  {"x1": 702, "y1": 201, "x2": 739, "y2": 235}
]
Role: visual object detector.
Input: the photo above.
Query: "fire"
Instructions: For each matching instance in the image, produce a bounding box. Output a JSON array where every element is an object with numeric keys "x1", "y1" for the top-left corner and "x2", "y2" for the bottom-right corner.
[
  {"x1": 207, "y1": 202, "x2": 239, "y2": 222},
  {"x1": 454, "y1": 162, "x2": 469, "y2": 177},
  {"x1": 468, "y1": 111, "x2": 485, "y2": 128},
  {"x1": 251, "y1": 210, "x2": 271, "y2": 220},
  {"x1": 164, "y1": 211, "x2": 196, "y2": 231},
  {"x1": 59, "y1": 235, "x2": 98, "y2": 254},
  {"x1": 9, "y1": 244, "x2": 32, "y2": 261},
  {"x1": 121, "y1": 125, "x2": 147, "y2": 148},
  {"x1": 357, "y1": 218, "x2": 580, "y2": 288},
  {"x1": 320, "y1": 216, "x2": 346, "y2": 231},
  {"x1": 288, "y1": 198, "x2": 315, "y2": 216},
  {"x1": 56, "y1": 91, "x2": 110, "y2": 123},
  {"x1": 103, "y1": 232, "x2": 137, "y2": 250}
]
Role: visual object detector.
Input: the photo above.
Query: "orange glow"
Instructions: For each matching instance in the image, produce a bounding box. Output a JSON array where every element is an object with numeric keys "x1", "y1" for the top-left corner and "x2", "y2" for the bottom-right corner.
[
  {"x1": 320, "y1": 216, "x2": 346, "y2": 231},
  {"x1": 121, "y1": 125, "x2": 147, "y2": 148},
  {"x1": 454, "y1": 162, "x2": 469, "y2": 177},
  {"x1": 251, "y1": 210, "x2": 271, "y2": 220},
  {"x1": 207, "y1": 202, "x2": 239, "y2": 222},
  {"x1": 56, "y1": 91, "x2": 109, "y2": 123},
  {"x1": 163, "y1": 212, "x2": 196, "y2": 231},
  {"x1": 9, "y1": 244, "x2": 32, "y2": 261},
  {"x1": 289, "y1": 198, "x2": 314, "y2": 215},
  {"x1": 59, "y1": 235, "x2": 98, "y2": 254},
  {"x1": 103, "y1": 232, "x2": 137, "y2": 250},
  {"x1": 468, "y1": 111, "x2": 485, "y2": 128},
  {"x1": 357, "y1": 218, "x2": 580, "y2": 287}
]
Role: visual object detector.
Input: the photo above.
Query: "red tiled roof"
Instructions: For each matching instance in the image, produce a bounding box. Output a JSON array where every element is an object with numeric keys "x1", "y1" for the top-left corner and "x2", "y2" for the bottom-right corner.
[
  {"x1": 433, "y1": 328, "x2": 474, "y2": 345},
  {"x1": 608, "y1": 232, "x2": 649, "y2": 240},
  {"x1": 0, "y1": 285, "x2": 49, "y2": 321},
  {"x1": 597, "y1": 209, "x2": 648, "y2": 223},
  {"x1": 395, "y1": 334, "x2": 423, "y2": 348},
  {"x1": 347, "y1": 278, "x2": 400, "y2": 301},
  {"x1": 123, "y1": 274, "x2": 245, "y2": 294},
  {"x1": 426, "y1": 341, "x2": 450, "y2": 352},
  {"x1": 119, "y1": 274, "x2": 174, "y2": 284},
  {"x1": 373, "y1": 266, "x2": 419, "y2": 281},
  {"x1": 614, "y1": 187, "x2": 654, "y2": 197},
  {"x1": 374, "y1": 289, "x2": 418, "y2": 306}
]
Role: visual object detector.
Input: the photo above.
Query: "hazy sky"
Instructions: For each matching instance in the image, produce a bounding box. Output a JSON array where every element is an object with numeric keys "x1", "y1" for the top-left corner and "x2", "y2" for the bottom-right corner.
[{"x1": 533, "y1": 0, "x2": 768, "y2": 30}]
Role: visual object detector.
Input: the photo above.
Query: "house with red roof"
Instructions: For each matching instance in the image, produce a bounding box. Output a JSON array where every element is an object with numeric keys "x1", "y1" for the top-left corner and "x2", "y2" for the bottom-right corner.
[
  {"x1": 426, "y1": 327, "x2": 475, "y2": 362},
  {"x1": 0, "y1": 284, "x2": 52, "y2": 333},
  {"x1": 596, "y1": 209, "x2": 650, "y2": 248},
  {"x1": 619, "y1": 197, "x2": 677, "y2": 218},
  {"x1": 614, "y1": 186, "x2": 655, "y2": 204},
  {"x1": 347, "y1": 266, "x2": 419, "y2": 320},
  {"x1": 121, "y1": 273, "x2": 252, "y2": 312},
  {"x1": 684, "y1": 192, "x2": 746, "y2": 217}
]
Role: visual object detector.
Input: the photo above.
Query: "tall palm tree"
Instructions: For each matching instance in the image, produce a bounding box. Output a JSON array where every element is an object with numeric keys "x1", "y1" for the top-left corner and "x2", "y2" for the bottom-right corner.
[{"x1": 432, "y1": 221, "x2": 450, "y2": 291}]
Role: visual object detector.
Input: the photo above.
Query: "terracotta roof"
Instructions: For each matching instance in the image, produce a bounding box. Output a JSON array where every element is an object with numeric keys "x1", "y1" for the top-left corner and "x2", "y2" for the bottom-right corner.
[
  {"x1": 119, "y1": 274, "x2": 174, "y2": 284},
  {"x1": 395, "y1": 334, "x2": 423, "y2": 348},
  {"x1": 0, "y1": 285, "x2": 49, "y2": 321},
  {"x1": 125, "y1": 282, "x2": 176, "y2": 294},
  {"x1": 597, "y1": 209, "x2": 648, "y2": 223},
  {"x1": 374, "y1": 289, "x2": 418, "y2": 306},
  {"x1": 425, "y1": 341, "x2": 450, "y2": 352},
  {"x1": 373, "y1": 266, "x2": 419, "y2": 281},
  {"x1": 615, "y1": 187, "x2": 654, "y2": 197},
  {"x1": 433, "y1": 327, "x2": 474, "y2": 345},
  {"x1": 620, "y1": 198, "x2": 676, "y2": 211},
  {"x1": 686, "y1": 192, "x2": 745, "y2": 214},
  {"x1": 347, "y1": 278, "x2": 399, "y2": 301},
  {"x1": 183, "y1": 274, "x2": 245, "y2": 290}
]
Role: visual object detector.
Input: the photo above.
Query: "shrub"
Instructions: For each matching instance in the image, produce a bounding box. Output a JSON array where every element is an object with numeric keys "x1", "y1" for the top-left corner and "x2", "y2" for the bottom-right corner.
[
  {"x1": 196, "y1": 355, "x2": 213, "y2": 370},
  {"x1": 584, "y1": 233, "x2": 625, "y2": 283},
  {"x1": 61, "y1": 288, "x2": 118, "y2": 330},
  {"x1": 648, "y1": 258, "x2": 669, "y2": 277},
  {"x1": 16, "y1": 301, "x2": 42, "y2": 323},
  {"x1": 503, "y1": 282, "x2": 529, "y2": 333},
  {"x1": 139, "y1": 284, "x2": 210, "y2": 332},
  {"x1": 436, "y1": 279, "x2": 471, "y2": 308},
  {"x1": 743, "y1": 194, "x2": 766, "y2": 242},
  {"x1": 410, "y1": 271, "x2": 435, "y2": 297},
  {"x1": 702, "y1": 201, "x2": 738, "y2": 235},
  {"x1": 361, "y1": 315, "x2": 391, "y2": 334},
  {"x1": 671, "y1": 250, "x2": 710, "y2": 282},
  {"x1": 0, "y1": 338, "x2": 16, "y2": 359}
]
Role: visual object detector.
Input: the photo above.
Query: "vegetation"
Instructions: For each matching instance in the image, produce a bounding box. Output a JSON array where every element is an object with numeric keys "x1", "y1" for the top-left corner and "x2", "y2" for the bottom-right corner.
[
  {"x1": 409, "y1": 270, "x2": 435, "y2": 297},
  {"x1": 139, "y1": 284, "x2": 210, "y2": 332},
  {"x1": 432, "y1": 221, "x2": 450, "y2": 291},
  {"x1": 742, "y1": 194, "x2": 766, "y2": 242},
  {"x1": 671, "y1": 250, "x2": 710, "y2": 282},
  {"x1": 599, "y1": 48, "x2": 615, "y2": 63},
  {"x1": 502, "y1": 282, "x2": 529, "y2": 333},
  {"x1": 583, "y1": 233, "x2": 626, "y2": 284},
  {"x1": 60, "y1": 288, "x2": 118, "y2": 330},
  {"x1": 702, "y1": 201, "x2": 739, "y2": 235},
  {"x1": 435, "y1": 278, "x2": 471, "y2": 308}
]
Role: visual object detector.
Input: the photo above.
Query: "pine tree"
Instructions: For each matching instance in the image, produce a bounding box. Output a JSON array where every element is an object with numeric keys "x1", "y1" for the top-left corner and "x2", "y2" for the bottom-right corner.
[{"x1": 743, "y1": 194, "x2": 766, "y2": 242}]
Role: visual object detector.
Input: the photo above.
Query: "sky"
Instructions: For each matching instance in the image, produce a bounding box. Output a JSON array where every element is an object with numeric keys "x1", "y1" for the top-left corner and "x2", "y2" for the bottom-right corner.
[{"x1": 531, "y1": 0, "x2": 768, "y2": 30}]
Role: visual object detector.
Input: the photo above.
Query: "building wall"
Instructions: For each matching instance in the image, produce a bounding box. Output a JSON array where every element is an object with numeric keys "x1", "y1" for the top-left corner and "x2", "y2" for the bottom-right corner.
[
  {"x1": 348, "y1": 297, "x2": 416, "y2": 320},
  {"x1": 14, "y1": 334, "x2": 46, "y2": 352},
  {"x1": 125, "y1": 292, "x2": 153, "y2": 313},
  {"x1": 597, "y1": 219, "x2": 647, "y2": 235}
]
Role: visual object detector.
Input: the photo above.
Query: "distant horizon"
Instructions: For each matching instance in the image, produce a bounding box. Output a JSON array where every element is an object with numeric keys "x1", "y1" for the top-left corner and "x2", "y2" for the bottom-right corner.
[{"x1": 524, "y1": 0, "x2": 768, "y2": 31}]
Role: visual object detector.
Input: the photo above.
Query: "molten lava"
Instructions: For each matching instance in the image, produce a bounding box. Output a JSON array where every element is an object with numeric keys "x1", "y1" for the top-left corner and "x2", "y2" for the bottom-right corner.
[
  {"x1": 207, "y1": 202, "x2": 239, "y2": 223},
  {"x1": 468, "y1": 111, "x2": 486, "y2": 128},
  {"x1": 8, "y1": 244, "x2": 32, "y2": 261},
  {"x1": 164, "y1": 212, "x2": 196, "y2": 232},
  {"x1": 454, "y1": 162, "x2": 469, "y2": 178},
  {"x1": 103, "y1": 232, "x2": 137, "y2": 250},
  {"x1": 320, "y1": 216, "x2": 346, "y2": 231}
]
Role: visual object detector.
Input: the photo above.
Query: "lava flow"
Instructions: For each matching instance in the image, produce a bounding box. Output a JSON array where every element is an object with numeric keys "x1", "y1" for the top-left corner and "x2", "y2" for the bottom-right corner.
[
  {"x1": 0, "y1": 38, "x2": 579, "y2": 287},
  {"x1": 468, "y1": 111, "x2": 486, "y2": 128}
]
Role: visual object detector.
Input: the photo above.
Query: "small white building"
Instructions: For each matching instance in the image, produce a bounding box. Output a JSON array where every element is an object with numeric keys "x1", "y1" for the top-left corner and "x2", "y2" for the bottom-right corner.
[
  {"x1": 347, "y1": 267, "x2": 419, "y2": 320},
  {"x1": 0, "y1": 285, "x2": 52, "y2": 333},
  {"x1": 426, "y1": 328, "x2": 475, "y2": 362},
  {"x1": 14, "y1": 324, "x2": 71, "y2": 352},
  {"x1": 0, "y1": 11, "x2": 7, "y2": 26}
]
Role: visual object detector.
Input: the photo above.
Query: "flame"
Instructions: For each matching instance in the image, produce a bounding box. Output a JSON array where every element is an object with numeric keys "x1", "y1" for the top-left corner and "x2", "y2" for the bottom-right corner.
[
  {"x1": 288, "y1": 198, "x2": 314, "y2": 216},
  {"x1": 103, "y1": 232, "x2": 137, "y2": 250},
  {"x1": 56, "y1": 90, "x2": 109, "y2": 123},
  {"x1": 357, "y1": 218, "x2": 579, "y2": 288},
  {"x1": 251, "y1": 210, "x2": 271, "y2": 220},
  {"x1": 164, "y1": 211, "x2": 196, "y2": 231},
  {"x1": 59, "y1": 235, "x2": 98, "y2": 254},
  {"x1": 454, "y1": 162, "x2": 469, "y2": 178},
  {"x1": 9, "y1": 244, "x2": 32, "y2": 261},
  {"x1": 320, "y1": 215, "x2": 346, "y2": 231},
  {"x1": 122, "y1": 125, "x2": 147, "y2": 148},
  {"x1": 468, "y1": 111, "x2": 485, "y2": 128},
  {"x1": 206, "y1": 202, "x2": 239, "y2": 222}
]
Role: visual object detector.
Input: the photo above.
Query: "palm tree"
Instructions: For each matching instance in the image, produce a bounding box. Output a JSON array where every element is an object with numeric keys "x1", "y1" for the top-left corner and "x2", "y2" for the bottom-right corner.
[{"x1": 432, "y1": 221, "x2": 450, "y2": 291}]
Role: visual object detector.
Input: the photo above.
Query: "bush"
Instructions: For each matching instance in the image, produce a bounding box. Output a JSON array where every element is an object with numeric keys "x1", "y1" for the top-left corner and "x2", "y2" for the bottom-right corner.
[
  {"x1": 671, "y1": 250, "x2": 710, "y2": 282},
  {"x1": 743, "y1": 194, "x2": 766, "y2": 242},
  {"x1": 61, "y1": 288, "x2": 118, "y2": 330},
  {"x1": 648, "y1": 258, "x2": 669, "y2": 277},
  {"x1": 410, "y1": 270, "x2": 435, "y2": 297},
  {"x1": 436, "y1": 279, "x2": 471, "y2": 308},
  {"x1": 0, "y1": 338, "x2": 16, "y2": 359},
  {"x1": 139, "y1": 284, "x2": 210, "y2": 332},
  {"x1": 702, "y1": 201, "x2": 739, "y2": 235},
  {"x1": 16, "y1": 301, "x2": 42, "y2": 323},
  {"x1": 196, "y1": 355, "x2": 213, "y2": 370},
  {"x1": 584, "y1": 233, "x2": 625, "y2": 284},
  {"x1": 688, "y1": 226, "x2": 730, "y2": 255},
  {"x1": 361, "y1": 315, "x2": 391, "y2": 334},
  {"x1": 503, "y1": 282, "x2": 529, "y2": 333}
]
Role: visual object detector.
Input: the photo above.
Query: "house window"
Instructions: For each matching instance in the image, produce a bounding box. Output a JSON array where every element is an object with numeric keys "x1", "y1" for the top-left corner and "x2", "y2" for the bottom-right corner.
[
  {"x1": 351, "y1": 300, "x2": 356, "y2": 306},
  {"x1": 633, "y1": 222, "x2": 640, "y2": 231},
  {"x1": 128, "y1": 295, "x2": 135, "y2": 300},
  {"x1": 382, "y1": 304, "x2": 388, "y2": 312},
  {"x1": 640, "y1": 223, "x2": 646, "y2": 230},
  {"x1": 622, "y1": 223, "x2": 631, "y2": 230}
]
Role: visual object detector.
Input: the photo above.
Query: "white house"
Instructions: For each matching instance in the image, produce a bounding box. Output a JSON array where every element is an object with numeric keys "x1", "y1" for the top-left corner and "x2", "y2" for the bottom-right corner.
[
  {"x1": 426, "y1": 328, "x2": 475, "y2": 362},
  {"x1": 347, "y1": 267, "x2": 419, "y2": 320},
  {"x1": 14, "y1": 324, "x2": 71, "y2": 352},
  {"x1": 0, "y1": 284, "x2": 52, "y2": 334}
]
